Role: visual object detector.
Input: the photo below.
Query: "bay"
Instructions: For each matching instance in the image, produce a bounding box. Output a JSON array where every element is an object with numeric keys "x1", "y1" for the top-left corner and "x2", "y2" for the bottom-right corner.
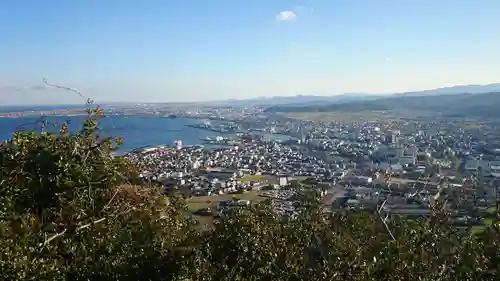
[{"x1": 0, "y1": 115, "x2": 222, "y2": 154}]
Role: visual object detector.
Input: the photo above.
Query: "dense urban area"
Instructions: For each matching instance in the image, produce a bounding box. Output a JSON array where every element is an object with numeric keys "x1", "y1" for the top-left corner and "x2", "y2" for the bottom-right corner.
[
  {"x1": 3, "y1": 94, "x2": 500, "y2": 228},
  {"x1": 109, "y1": 99, "x2": 500, "y2": 230}
]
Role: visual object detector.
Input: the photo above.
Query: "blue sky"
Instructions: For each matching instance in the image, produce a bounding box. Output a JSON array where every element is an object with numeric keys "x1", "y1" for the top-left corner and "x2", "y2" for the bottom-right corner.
[{"x1": 1, "y1": 0, "x2": 499, "y2": 104}]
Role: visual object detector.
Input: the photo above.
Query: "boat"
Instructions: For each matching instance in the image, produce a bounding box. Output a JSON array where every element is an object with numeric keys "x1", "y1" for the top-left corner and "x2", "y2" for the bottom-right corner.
[{"x1": 167, "y1": 114, "x2": 177, "y2": 119}]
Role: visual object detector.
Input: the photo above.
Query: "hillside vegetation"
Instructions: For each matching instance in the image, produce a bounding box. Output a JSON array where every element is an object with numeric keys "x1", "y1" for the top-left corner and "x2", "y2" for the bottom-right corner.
[
  {"x1": 265, "y1": 92, "x2": 500, "y2": 118},
  {"x1": 2, "y1": 106, "x2": 500, "y2": 280}
]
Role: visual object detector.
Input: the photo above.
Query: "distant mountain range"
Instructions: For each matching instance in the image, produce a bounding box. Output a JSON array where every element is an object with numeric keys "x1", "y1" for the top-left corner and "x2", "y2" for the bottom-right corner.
[
  {"x1": 264, "y1": 89, "x2": 500, "y2": 118},
  {"x1": 396, "y1": 83, "x2": 500, "y2": 97},
  {"x1": 212, "y1": 83, "x2": 500, "y2": 107},
  {"x1": 209, "y1": 93, "x2": 385, "y2": 107}
]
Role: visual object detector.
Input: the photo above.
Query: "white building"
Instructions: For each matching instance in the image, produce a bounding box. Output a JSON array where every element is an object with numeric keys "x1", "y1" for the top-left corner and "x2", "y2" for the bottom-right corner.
[
  {"x1": 279, "y1": 176, "x2": 288, "y2": 186},
  {"x1": 174, "y1": 140, "x2": 183, "y2": 150}
]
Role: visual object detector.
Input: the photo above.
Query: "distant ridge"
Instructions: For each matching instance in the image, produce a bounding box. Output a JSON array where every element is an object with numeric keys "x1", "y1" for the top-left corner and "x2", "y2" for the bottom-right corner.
[
  {"x1": 208, "y1": 83, "x2": 500, "y2": 107},
  {"x1": 397, "y1": 83, "x2": 500, "y2": 96},
  {"x1": 209, "y1": 93, "x2": 386, "y2": 107},
  {"x1": 264, "y1": 90, "x2": 500, "y2": 118}
]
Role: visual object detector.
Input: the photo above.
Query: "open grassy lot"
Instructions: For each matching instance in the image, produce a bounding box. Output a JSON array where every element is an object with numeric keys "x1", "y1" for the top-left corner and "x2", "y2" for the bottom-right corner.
[
  {"x1": 187, "y1": 190, "x2": 266, "y2": 211},
  {"x1": 463, "y1": 123, "x2": 484, "y2": 130},
  {"x1": 486, "y1": 207, "x2": 497, "y2": 213},
  {"x1": 387, "y1": 177, "x2": 439, "y2": 185},
  {"x1": 239, "y1": 174, "x2": 267, "y2": 183},
  {"x1": 299, "y1": 177, "x2": 317, "y2": 186},
  {"x1": 186, "y1": 191, "x2": 267, "y2": 228}
]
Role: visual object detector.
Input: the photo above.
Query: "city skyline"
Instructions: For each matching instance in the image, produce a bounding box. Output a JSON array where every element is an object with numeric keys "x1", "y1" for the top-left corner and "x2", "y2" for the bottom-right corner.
[{"x1": 1, "y1": 0, "x2": 500, "y2": 105}]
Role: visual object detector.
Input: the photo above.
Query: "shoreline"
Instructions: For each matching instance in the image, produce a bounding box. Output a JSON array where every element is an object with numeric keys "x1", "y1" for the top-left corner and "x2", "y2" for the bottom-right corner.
[
  {"x1": 0, "y1": 113, "x2": 205, "y2": 120},
  {"x1": 0, "y1": 113, "x2": 232, "y2": 124},
  {"x1": 0, "y1": 114, "x2": 218, "y2": 153}
]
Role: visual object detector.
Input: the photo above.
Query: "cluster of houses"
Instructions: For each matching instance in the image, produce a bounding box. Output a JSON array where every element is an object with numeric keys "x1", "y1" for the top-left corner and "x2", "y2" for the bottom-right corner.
[
  {"x1": 125, "y1": 110, "x2": 500, "y2": 227},
  {"x1": 126, "y1": 135, "x2": 344, "y2": 198}
]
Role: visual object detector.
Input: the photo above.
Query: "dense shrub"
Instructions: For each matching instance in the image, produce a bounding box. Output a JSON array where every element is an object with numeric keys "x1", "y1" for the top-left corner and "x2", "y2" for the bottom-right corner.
[
  {"x1": 1, "y1": 106, "x2": 500, "y2": 280},
  {"x1": 0, "y1": 108, "x2": 194, "y2": 280}
]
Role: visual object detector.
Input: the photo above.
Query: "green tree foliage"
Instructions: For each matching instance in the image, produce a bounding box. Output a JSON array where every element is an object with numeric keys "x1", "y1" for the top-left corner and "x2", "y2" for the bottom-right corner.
[
  {"x1": 1, "y1": 106, "x2": 500, "y2": 280},
  {"x1": 0, "y1": 107, "x2": 195, "y2": 280}
]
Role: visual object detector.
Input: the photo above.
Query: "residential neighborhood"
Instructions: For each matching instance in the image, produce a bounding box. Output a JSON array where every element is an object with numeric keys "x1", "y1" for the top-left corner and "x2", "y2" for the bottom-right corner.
[{"x1": 125, "y1": 110, "x2": 500, "y2": 228}]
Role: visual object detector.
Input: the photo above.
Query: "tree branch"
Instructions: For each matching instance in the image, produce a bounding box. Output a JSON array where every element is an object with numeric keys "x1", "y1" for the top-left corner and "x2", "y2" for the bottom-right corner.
[
  {"x1": 39, "y1": 217, "x2": 107, "y2": 248},
  {"x1": 42, "y1": 78, "x2": 87, "y2": 101},
  {"x1": 42, "y1": 229, "x2": 67, "y2": 246},
  {"x1": 376, "y1": 199, "x2": 396, "y2": 241}
]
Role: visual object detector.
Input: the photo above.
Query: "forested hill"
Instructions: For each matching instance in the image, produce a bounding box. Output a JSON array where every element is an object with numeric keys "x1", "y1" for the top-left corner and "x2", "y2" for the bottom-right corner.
[{"x1": 264, "y1": 92, "x2": 500, "y2": 117}]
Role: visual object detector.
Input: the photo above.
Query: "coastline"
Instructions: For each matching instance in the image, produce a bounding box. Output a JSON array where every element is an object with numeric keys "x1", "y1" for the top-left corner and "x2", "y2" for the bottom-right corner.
[
  {"x1": 0, "y1": 114, "x2": 236, "y2": 156},
  {"x1": 0, "y1": 112, "x2": 229, "y2": 123},
  {"x1": 0, "y1": 112, "x2": 296, "y2": 155}
]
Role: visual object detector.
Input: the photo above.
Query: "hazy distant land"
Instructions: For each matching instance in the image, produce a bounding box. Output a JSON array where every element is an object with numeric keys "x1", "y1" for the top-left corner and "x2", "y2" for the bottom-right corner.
[{"x1": 2, "y1": 83, "x2": 500, "y2": 119}]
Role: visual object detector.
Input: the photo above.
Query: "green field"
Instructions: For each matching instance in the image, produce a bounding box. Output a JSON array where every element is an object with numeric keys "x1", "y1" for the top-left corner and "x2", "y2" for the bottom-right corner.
[
  {"x1": 186, "y1": 191, "x2": 265, "y2": 212},
  {"x1": 299, "y1": 177, "x2": 317, "y2": 186},
  {"x1": 484, "y1": 218, "x2": 494, "y2": 226},
  {"x1": 186, "y1": 191, "x2": 266, "y2": 228},
  {"x1": 486, "y1": 207, "x2": 497, "y2": 213},
  {"x1": 239, "y1": 174, "x2": 267, "y2": 183},
  {"x1": 463, "y1": 123, "x2": 484, "y2": 130}
]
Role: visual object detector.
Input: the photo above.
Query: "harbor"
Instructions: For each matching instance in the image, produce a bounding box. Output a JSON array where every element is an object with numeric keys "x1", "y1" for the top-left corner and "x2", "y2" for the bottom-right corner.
[
  {"x1": 186, "y1": 120, "x2": 240, "y2": 134},
  {"x1": 200, "y1": 136, "x2": 238, "y2": 146}
]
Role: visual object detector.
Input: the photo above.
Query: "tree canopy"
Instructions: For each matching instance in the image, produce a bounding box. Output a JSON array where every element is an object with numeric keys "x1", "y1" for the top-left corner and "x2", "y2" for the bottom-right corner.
[{"x1": 1, "y1": 105, "x2": 500, "y2": 281}]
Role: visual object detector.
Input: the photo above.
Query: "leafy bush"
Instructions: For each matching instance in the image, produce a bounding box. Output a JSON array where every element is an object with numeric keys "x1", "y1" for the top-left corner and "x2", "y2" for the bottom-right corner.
[
  {"x1": 1, "y1": 105, "x2": 500, "y2": 280},
  {"x1": 0, "y1": 107, "x2": 195, "y2": 280}
]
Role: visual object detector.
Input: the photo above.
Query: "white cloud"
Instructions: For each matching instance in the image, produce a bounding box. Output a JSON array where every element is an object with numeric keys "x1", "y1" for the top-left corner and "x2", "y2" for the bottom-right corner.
[
  {"x1": 276, "y1": 10, "x2": 297, "y2": 21},
  {"x1": 385, "y1": 57, "x2": 393, "y2": 62}
]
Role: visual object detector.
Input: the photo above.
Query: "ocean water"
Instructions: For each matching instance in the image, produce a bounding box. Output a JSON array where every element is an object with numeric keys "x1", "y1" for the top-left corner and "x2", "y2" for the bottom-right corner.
[{"x1": 0, "y1": 115, "x2": 222, "y2": 154}]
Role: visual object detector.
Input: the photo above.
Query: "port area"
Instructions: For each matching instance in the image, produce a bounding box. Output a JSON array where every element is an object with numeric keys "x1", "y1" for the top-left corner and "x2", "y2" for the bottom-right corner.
[
  {"x1": 200, "y1": 135, "x2": 239, "y2": 146},
  {"x1": 186, "y1": 121, "x2": 239, "y2": 134}
]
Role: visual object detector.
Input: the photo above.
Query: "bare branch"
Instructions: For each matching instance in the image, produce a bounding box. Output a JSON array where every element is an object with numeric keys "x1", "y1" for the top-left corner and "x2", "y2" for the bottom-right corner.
[
  {"x1": 376, "y1": 198, "x2": 396, "y2": 241},
  {"x1": 39, "y1": 217, "x2": 107, "y2": 248},
  {"x1": 103, "y1": 187, "x2": 122, "y2": 211},
  {"x1": 378, "y1": 198, "x2": 388, "y2": 213},
  {"x1": 42, "y1": 78, "x2": 88, "y2": 101},
  {"x1": 39, "y1": 195, "x2": 136, "y2": 248},
  {"x1": 41, "y1": 229, "x2": 67, "y2": 246},
  {"x1": 10, "y1": 78, "x2": 95, "y2": 138},
  {"x1": 76, "y1": 217, "x2": 106, "y2": 232}
]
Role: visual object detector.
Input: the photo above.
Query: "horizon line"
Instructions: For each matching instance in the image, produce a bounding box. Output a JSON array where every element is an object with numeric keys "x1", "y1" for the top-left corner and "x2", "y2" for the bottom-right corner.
[{"x1": 1, "y1": 82, "x2": 500, "y2": 107}]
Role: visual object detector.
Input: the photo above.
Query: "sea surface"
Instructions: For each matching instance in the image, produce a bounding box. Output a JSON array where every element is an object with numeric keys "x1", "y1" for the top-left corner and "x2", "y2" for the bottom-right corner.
[{"x1": 0, "y1": 115, "x2": 222, "y2": 154}]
